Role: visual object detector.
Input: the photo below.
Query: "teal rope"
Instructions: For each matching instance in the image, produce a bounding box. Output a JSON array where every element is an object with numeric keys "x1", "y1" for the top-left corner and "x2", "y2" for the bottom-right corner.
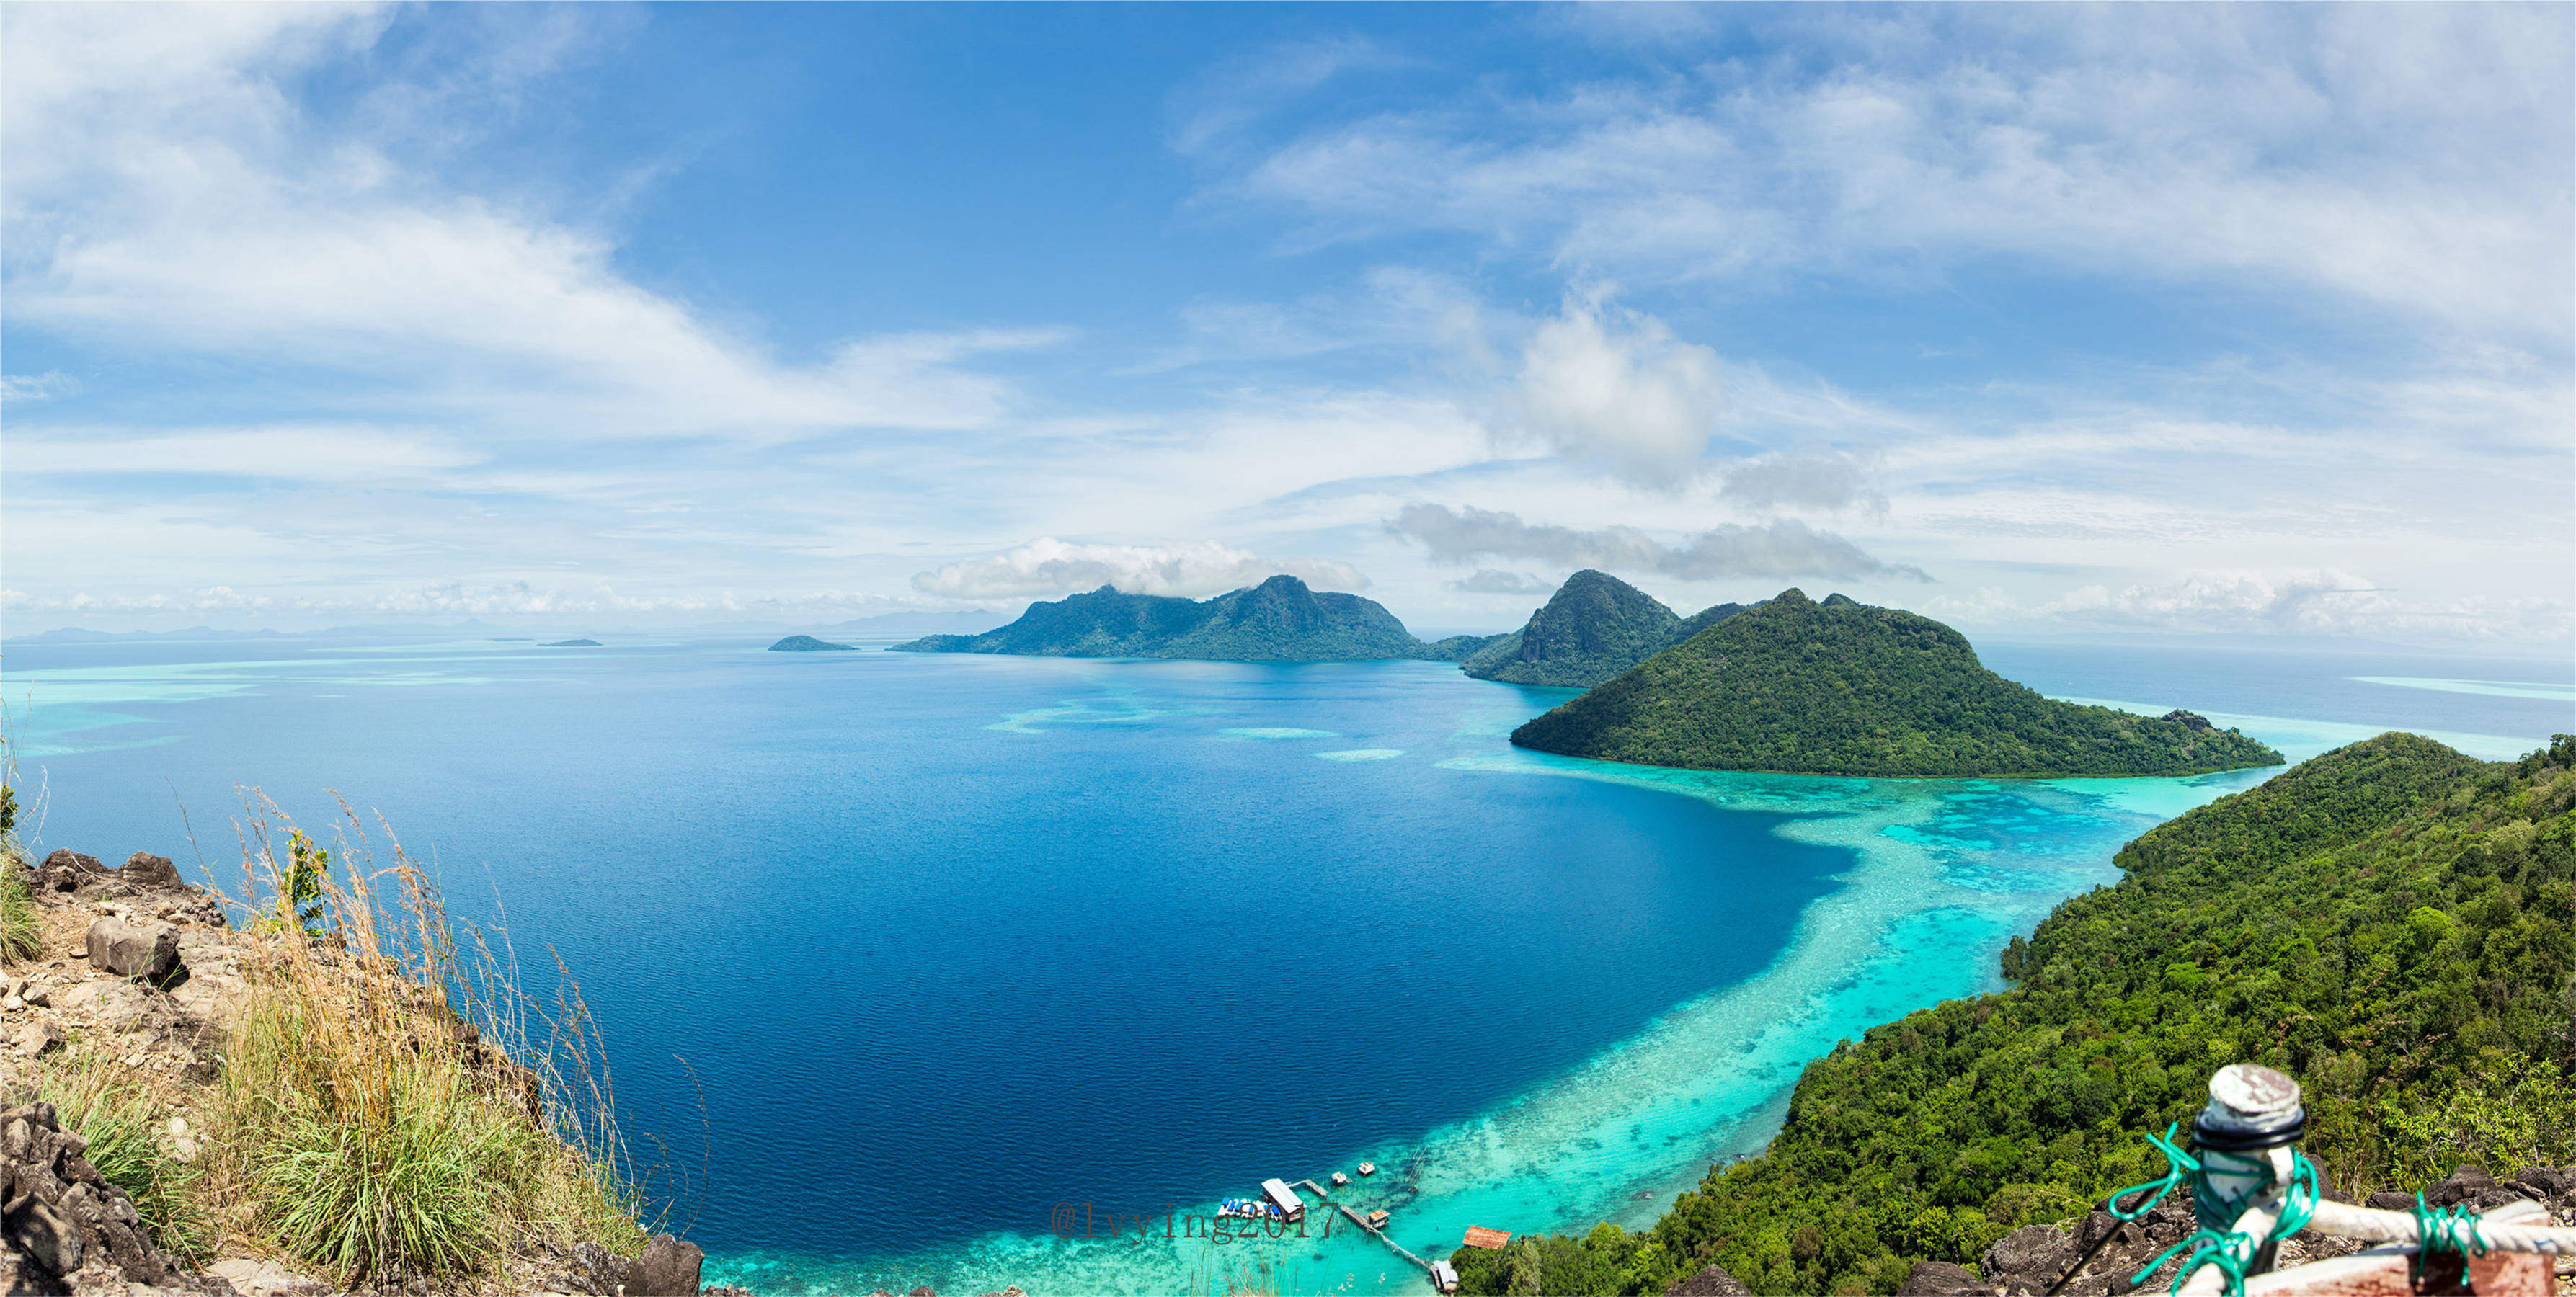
[
  {"x1": 2409, "y1": 1193, "x2": 2488, "y2": 1285},
  {"x1": 2103, "y1": 1127, "x2": 2322, "y2": 1297}
]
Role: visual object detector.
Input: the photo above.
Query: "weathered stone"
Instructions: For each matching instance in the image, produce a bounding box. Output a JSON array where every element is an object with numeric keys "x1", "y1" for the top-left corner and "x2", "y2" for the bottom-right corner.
[
  {"x1": 16, "y1": 1020, "x2": 63, "y2": 1058},
  {"x1": 1979, "y1": 1224, "x2": 2071, "y2": 1295},
  {"x1": 1664, "y1": 1262, "x2": 1754, "y2": 1296},
  {"x1": 6, "y1": 1194, "x2": 84, "y2": 1275},
  {"x1": 561, "y1": 1241, "x2": 626, "y2": 1296},
  {"x1": 1896, "y1": 1260, "x2": 1991, "y2": 1296},
  {"x1": 2513, "y1": 1165, "x2": 2575, "y2": 1201},
  {"x1": 40, "y1": 852, "x2": 102, "y2": 876},
  {"x1": 119, "y1": 855, "x2": 184, "y2": 891},
  {"x1": 85, "y1": 919, "x2": 181, "y2": 984},
  {"x1": 626, "y1": 1233, "x2": 704, "y2": 1296},
  {"x1": 207, "y1": 1255, "x2": 329, "y2": 1296},
  {"x1": 2364, "y1": 1189, "x2": 2417, "y2": 1211}
]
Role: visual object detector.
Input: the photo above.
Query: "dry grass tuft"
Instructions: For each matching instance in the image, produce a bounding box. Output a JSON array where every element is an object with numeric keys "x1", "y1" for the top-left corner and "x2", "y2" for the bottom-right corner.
[{"x1": 189, "y1": 793, "x2": 650, "y2": 1288}]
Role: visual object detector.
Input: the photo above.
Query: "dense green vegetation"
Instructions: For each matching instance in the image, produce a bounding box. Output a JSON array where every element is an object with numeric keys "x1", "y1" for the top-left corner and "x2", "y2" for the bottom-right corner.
[
  {"x1": 1462, "y1": 569, "x2": 1746, "y2": 689},
  {"x1": 893, "y1": 575, "x2": 1460, "y2": 662},
  {"x1": 768, "y1": 634, "x2": 856, "y2": 651},
  {"x1": 1512, "y1": 589, "x2": 2282, "y2": 777},
  {"x1": 1447, "y1": 732, "x2": 2576, "y2": 1295}
]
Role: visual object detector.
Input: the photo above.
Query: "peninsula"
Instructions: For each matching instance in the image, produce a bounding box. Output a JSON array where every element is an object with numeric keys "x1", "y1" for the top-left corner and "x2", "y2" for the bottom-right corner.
[
  {"x1": 1444, "y1": 731, "x2": 2576, "y2": 1296},
  {"x1": 1461, "y1": 569, "x2": 1746, "y2": 688},
  {"x1": 1511, "y1": 589, "x2": 2282, "y2": 777},
  {"x1": 892, "y1": 575, "x2": 1498, "y2": 663}
]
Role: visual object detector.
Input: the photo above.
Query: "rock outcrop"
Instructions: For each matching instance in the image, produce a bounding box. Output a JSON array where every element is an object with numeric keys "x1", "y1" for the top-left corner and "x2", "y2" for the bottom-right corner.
[
  {"x1": 0, "y1": 1099, "x2": 218, "y2": 1295},
  {"x1": 1664, "y1": 1262, "x2": 1752, "y2": 1295}
]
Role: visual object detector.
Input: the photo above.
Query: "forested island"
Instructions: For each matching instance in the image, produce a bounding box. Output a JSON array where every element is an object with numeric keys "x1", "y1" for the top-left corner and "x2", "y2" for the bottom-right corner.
[
  {"x1": 1446, "y1": 731, "x2": 2576, "y2": 1294},
  {"x1": 1460, "y1": 569, "x2": 1746, "y2": 688},
  {"x1": 1511, "y1": 589, "x2": 2282, "y2": 778},
  {"x1": 891, "y1": 575, "x2": 1501, "y2": 663},
  {"x1": 768, "y1": 634, "x2": 856, "y2": 651}
]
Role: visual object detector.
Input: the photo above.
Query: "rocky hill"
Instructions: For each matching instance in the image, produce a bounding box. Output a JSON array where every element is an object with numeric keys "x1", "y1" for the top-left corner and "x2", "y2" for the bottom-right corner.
[
  {"x1": 892, "y1": 575, "x2": 1476, "y2": 663},
  {"x1": 1460, "y1": 570, "x2": 1747, "y2": 689},
  {"x1": 1511, "y1": 589, "x2": 2283, "y2": 777}
]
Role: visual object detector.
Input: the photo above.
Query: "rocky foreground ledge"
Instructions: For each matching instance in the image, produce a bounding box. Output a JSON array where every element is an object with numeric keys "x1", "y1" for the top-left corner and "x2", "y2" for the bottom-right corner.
[{"x1": 0, "y1": 846, "x2": 738, "y2": 1297}]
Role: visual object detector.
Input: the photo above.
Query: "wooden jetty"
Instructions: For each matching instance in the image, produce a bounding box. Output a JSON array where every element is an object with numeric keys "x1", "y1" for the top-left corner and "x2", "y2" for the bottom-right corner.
[{"x1": 1294, "y1": 1178, "x2": 1437, "y2": 1283}]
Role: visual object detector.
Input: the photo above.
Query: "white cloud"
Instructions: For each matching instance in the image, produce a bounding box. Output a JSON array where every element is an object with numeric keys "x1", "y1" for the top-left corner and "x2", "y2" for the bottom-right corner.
[
  {"x1": 1506, "y1": 288, "x2": 1725, "y2": 487},
  {"x1": 1, "y1": 4, "x2": 1052, "y2": 442},
  {"x1": 910, "y1": 538, "x2": 1369, "y2": 600}
]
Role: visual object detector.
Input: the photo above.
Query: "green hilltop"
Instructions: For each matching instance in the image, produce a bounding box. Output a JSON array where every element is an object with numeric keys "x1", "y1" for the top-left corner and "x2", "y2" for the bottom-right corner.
[
  {"x1": 1460, "y1": 569, "x2": 1746, "y2": 689},
  {"x1": 1510, "y1": 589, "x2": 2283, "y2": 778},
  {"x1": 891, "y1": 575, "x2": 1496, "y2": 663},
  {"x1": 1442, "y1": 731, "x2": 2576, "y2": 1295}
]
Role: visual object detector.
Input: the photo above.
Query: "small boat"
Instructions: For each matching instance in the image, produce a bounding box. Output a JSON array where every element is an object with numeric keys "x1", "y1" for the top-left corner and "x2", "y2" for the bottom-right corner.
[
  {"x1": 1356, "y1": 1162, "x2": 1377, "y2": 1176},
  {"x1": 1330, "y1": 1172, "x2": 1349, "y2": 1187}
]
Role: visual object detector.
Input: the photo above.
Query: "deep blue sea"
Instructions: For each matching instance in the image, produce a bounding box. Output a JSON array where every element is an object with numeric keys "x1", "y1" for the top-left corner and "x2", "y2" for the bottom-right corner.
[{"x1": 4, "y1": 633, "x2": 2567, "y2": 1295}]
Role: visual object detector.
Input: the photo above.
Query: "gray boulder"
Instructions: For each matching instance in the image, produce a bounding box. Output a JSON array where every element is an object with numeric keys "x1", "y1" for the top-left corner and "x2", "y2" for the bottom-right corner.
[
  {"x1": 629, "y1": 1233, "x2": 706, "y2": 1296},
  {"x1": 1665, "y1": 1262, "x2": 1754, "y2": 1295},
  {"x1": 563, "y1": 1232, "x2": 705, "y2": 1296},
  {"x1": 36, "y1": 849, "x2": 103, "y2": 893},
  {"x1": 1978, "y1": 1224, "x2": 2071, "y2": 1295},
  {"x1": 86, "y1": 917, "x2": 182, "y2": 984},
  {"x1": 1896, "y1": 1260, "x2": 1992, "y2": 1295},
  {"x1": 120, "y1": 852, "x2": 185, "y2": 890}
]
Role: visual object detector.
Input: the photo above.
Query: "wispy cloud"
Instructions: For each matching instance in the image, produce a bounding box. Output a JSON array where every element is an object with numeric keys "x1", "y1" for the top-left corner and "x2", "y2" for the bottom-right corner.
[
  {"x1": 1219, "y1": 6, "x2": 2572, "y2": 341},
  {"x1": 0, "y1": 372, "x2": 81, "y2": 401},
  {"x1": 1925, "y1": 570, "x2": 2575, "y2": 646}
]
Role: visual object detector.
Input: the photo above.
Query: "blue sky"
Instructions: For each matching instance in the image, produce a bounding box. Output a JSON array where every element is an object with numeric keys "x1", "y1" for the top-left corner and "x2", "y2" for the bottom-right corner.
[{"x1": 4, "y1": 3, "x2": 2570, "y2": 648}]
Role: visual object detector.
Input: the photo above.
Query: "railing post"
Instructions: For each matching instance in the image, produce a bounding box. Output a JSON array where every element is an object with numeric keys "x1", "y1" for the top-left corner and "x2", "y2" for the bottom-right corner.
[{"x1": 2194, "y1": 1064, "x2": 2309, "y2": 1279}]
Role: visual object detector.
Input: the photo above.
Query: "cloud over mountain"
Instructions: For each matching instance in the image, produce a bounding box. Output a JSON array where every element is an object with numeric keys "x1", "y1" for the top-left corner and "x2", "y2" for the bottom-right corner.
[
  {"x1": 1389, "y1": 504, "x2": 1928, "y2": 582},
  {"x1": 911, "y1": 538, "x2": 1368, "y2": 600}
]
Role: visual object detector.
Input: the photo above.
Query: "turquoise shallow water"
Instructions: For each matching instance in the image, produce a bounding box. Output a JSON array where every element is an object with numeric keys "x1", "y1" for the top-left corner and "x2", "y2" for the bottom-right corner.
[{"x1": 1, "y1": 636, "x2": 2563, "y2": 1296}]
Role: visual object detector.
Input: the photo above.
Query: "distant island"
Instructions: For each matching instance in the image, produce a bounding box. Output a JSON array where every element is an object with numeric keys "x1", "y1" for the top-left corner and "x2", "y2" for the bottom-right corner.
[
  {"x1": 1512, "y1": 589, "x2": 2284, "y2": 777},
  {"x1": 892, "y1": 575, "x2": 1500, "y2": 663},
  {"x1": 768, "y1": 634, "x2": 857, "y2": 652},
  {"x1": 542, "y1": 638, "x2": 601, "y2": 647},
  {"x1": 1462, "y1": 569, "x2": 1747, "y2": 688}
]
